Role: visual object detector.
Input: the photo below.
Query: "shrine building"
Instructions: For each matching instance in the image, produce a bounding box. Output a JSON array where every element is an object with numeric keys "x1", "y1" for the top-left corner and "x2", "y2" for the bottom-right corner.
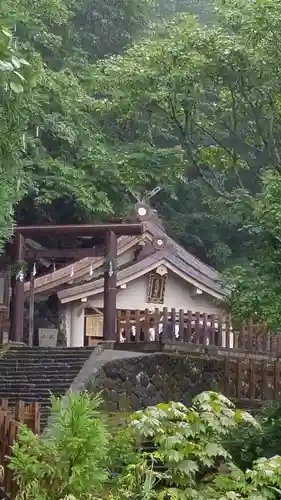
[{"x1": 23, "y1": 206, "x2": 227, "y2": 347}]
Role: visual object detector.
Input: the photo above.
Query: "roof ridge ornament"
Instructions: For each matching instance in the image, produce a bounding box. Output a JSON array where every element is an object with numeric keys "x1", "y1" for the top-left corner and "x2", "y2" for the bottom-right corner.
[
  {"x1": 135, "y1": 202, "x2": 151, "y2": 220},
  {"x1": 127, "y1": 186, "x2": 163, "y2": 204},
  {"x1": 153, "y1": 237, "x2": 166, "y2": 250}
]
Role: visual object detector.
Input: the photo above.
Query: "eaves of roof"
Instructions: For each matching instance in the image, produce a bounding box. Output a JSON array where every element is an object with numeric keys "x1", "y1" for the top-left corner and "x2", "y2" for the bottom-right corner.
[
  {"x1": 145, "y1": 220, "x2": 218, "y2": 282},
  {"x1": 58, "y1": 249, "x2": 226, "y2": 304},
  {"x1": 58, "y1": 251, "x2": 168, "y2": 302},
  {"x1": 25, "y1": 217, "x2": 225, "y2": 300},
  {"x1": 24, "y1": 234, "x2": 140, "y2": 296}
]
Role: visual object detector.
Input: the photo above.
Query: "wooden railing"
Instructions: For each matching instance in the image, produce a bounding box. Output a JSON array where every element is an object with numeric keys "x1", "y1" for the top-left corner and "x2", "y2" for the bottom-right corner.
[
  {"x1": 224, "y1": 358, "x2": 281, "y2": 406},
  {"x1": 0, "y1": 400, "x2": 40, "y2": 498},
  {"x1": 117, "y1": 308, "x2": 281, "y2": 354}
]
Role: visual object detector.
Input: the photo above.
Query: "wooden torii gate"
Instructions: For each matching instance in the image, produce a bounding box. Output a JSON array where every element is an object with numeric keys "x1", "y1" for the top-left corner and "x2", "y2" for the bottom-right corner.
[{"x1": 10, "y1": 223, "x2": 143, "y2": 343}]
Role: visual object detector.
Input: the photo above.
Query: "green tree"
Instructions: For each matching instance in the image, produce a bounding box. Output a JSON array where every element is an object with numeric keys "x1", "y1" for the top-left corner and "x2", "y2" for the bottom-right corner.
[
  {"x1": 0, "y1": 22, "x2": 32, "y2": 249},
  {"x1": 224, "y1": 171, "x2": 281, "y2": 328},
  {"x1": 1, "y1": 0, "x2": 183, "y2": 242},
  {"x1": 89, "y1": 0, "x2": 281, "y2": 325}
]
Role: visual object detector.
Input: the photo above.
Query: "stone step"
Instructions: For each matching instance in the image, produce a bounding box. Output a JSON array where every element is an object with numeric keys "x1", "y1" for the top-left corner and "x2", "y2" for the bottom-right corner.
[
  {"x1": 1, "y1": 387, "x2": 69, "y2": 394},
  {"x1": 0, "y1": 361, "x2": 87, "y2": 367},
  {"x1": 1, "y1": 354, "x2": 92, "y2": 362},
  {"x1": 0, "y1": 358, "x2": 87, "y2": 364},
  {"x1": 0, "y1": 353, "x2": 90, "y2": 359},
  {"x1": 6, "y1": 347, "x2": 94, "y2": 352},
  {"x1": 0, "y1": 372, "x2": 82, "y2": 380},
  {"x1": 0, "y1": 364, "x2": 86, "y2": 372},
  {"x1": 0, "y1": 346, "x2": 98, "y2": 429},
  {"x1": 0, "y1": 382, "x2": 73, "y2": 392},
  {"x1": 1, "y1": 350, "x2": 92, "y2": 358},
  {"x1": 0, "y1": 361, "x2": 90, "y2": 369},
  {"x1": 0, "y1": 380, "x2": 80, "y2": 388},
  {"x1": 1, "y1": 393, "x2": 65, "y2": 401},
  {"x1": 0, "y1": 373, "x2": 78, "y2": 380},
  {"x1": 0, "y1": 374, "x2": 83, "y2": 382},
  {"x1": 0, "y1": 383, "x2": 74, "y2": 390},
  {"x1": 1, "y1": 377, "x2": 76, "y2": 385},
  {"x1": 0, "y1": 369, "x2": 86, "y2": 376},
  {"x1": 3, "y1": 353, "x2": 93, "y2": 360}
]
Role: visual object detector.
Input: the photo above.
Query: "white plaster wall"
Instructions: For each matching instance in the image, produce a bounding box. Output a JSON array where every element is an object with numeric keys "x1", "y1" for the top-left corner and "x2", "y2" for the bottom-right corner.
[
  {"x1": 69, "y1": 270, "x2": 231, "y2": 347},
  {"x1": 163, "y1": 273, "x2": 222, "y2": 314},
  {"x1": 87, "y1": 276, "x2": 146, "y2": 310},
  {"x1": 64, "y1": 304, "x2": 72, "y2": 347},
  {"x1": 87, "y1": 271, "x2": 223, "y2": 315},
  {"x1": 70, "y1": 301, "x2": 84, "y2": 346}
]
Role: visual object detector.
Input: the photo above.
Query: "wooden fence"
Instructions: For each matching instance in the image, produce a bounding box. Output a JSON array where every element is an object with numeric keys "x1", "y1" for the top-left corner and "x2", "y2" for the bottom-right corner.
[
  {"x1": 224, "y1": 358, "x2": 280, "y2": 406},
  {"x1": 0, "y1": 400, "x2": 40, "y2": 498},
  {"x1": 117, "y1": 309, "x2": 281, "y2": 354}
]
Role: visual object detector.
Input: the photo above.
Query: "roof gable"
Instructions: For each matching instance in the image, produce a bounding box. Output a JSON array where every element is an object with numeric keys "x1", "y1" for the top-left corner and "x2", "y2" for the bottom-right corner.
[
  {"x1": 58, "y1": 251, "x2": 226, "y2": 304},
  {"x1": 25, "y1": 215, "x2": 225, "y2": 300}
]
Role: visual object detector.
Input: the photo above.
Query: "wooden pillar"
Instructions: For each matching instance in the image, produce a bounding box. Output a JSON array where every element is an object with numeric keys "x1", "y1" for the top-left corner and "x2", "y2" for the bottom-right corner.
[
  {"x1": 10, "y1": 231, "x2": 25, "y2": 343},
  {"x1": 103, "y1": 230, "x2": 117, "y2": 341},
  {"x1": 28, "y1": 264, "x2": 35, "y2": 346}
]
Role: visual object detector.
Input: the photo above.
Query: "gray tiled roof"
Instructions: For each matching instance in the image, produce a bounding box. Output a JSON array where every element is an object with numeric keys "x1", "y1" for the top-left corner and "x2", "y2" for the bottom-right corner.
[
  {"x1": 58, "y1": 251, "x2": 168, "y2": 300},
  {"x1": 58, "y1": 243, "x2": 226, "y2": 301},
  {"x1": 165, "y1": 253, "x2": 225, "y2": 296},
  {"x1": 30, "y1": 215, "x2": 226, "y2": 300},
  {"x1": 145, "y1": 221, "x2": 219, "y2": 281}
]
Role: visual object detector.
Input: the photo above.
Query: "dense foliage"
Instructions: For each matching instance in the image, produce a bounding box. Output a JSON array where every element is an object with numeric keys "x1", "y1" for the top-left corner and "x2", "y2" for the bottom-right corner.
[
  {"x1": 225, "y1": 397, "x2": 281, "y2": 472},
  {"x1": 0, "y1": 0, "x2": 164, "y2": 236},
  {"x1": 1, "y1": 0, "x2": 195, "y2": 248},
  {"x1": 88, "y1": 0, "x2": 281, "y2": 326},
  {"x1": 108, "y1": 392, "x2": 281, "y2": 499},
  {"x1": 10, "y1": 391, "x2": 281, "y2": 499},
  {"x1": 3, "y1": 0, "x2": 281, "y2": 324},
  {"x1": 0, "y1": 23, "x2": 31, "y2": 249},
  {"x1": 0, "y1": 0, "x2": 216, "y2": 247}
]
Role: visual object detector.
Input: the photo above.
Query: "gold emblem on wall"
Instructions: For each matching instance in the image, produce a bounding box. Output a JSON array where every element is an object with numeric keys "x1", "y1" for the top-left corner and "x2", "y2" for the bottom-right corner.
[{"x1": 147, "y1": 272, "x2": 167, "y2": 304}]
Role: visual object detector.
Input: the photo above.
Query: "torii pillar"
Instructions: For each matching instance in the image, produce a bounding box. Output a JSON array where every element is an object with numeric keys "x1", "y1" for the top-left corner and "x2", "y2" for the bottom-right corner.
[
  {"x1": 10, "y1": 223, "x2": 143, "y2": 344},
  {"x1": 10, "y1": 231, "x2": 25, "y2": 343},
  {"x1": 103, "y1": 230, "x2": 117, "y2": 341}
]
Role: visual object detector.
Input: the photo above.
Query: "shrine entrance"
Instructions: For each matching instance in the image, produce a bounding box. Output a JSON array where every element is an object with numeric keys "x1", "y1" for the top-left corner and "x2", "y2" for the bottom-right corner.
[{"x1": 9, "y1": 223, "x2": 143, "y2": 344}]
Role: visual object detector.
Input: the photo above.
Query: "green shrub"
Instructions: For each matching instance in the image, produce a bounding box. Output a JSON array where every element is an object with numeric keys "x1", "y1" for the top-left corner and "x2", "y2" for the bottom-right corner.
[
  {"x1": 9, "y1": 391, "x2": 281, "y2": 500},
  {"x1": 107, "y1": 392, "x2": 281, "y2": 499},
  {"x1": 9, "y1": 391, "x2": 110, "y2": 500},
  {"x1": 225, "y1": 398, "x2": 281, "y2": 471}
]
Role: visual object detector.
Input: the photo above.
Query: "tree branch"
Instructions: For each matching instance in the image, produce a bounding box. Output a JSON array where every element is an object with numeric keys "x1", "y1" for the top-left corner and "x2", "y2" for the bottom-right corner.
[{"x1": 165, "y1": 96, "x2": 234, "y2": 199}]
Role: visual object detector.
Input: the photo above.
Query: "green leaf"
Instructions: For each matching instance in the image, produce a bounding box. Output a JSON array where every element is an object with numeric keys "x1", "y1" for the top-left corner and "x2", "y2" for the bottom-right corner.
[
  {"x1": 0, "y1": 60, "x2": 13, "y2": 71},
  {"x1": 9, "y1": 81, "x2": 23, "y2": 93}
]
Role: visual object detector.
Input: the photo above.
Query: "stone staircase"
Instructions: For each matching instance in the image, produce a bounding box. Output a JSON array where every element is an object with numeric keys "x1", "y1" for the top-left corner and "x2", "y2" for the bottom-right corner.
[{"x1": 0, "y1": 346, "x2": 95, "y2": 428}]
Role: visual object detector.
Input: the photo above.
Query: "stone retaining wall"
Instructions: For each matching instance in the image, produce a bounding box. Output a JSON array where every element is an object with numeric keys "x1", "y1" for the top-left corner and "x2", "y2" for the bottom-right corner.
[{"x1": 87, "y1": 353, "x2": 226, "y2": 412}]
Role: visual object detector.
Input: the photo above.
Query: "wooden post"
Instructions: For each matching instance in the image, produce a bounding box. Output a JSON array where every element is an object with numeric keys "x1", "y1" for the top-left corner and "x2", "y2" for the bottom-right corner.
[
  {"x1": 162, "y1": 307, "x2": 169, "y2": 341},
  {"x1": 274, "y1": 360, "x2": 280, "y2": 400},
  {"x1": 186, "y1": 310, "x2": 193, "y2": 343},
  {"x1": 28, "y1": 264, "x2": 35, "y2": 346},
  {"x1": 249, "y1": 359, "x2": 256, "y2": 400},
  {"x1": 135, "y1": 309, "x2": 141, "y2": 342},
  {"x1": 103, "y1": 230, "x2": 117, "y2": 341},
  {"x1": 10, "y1": 231, "x2": 25, "y2": 343}
]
